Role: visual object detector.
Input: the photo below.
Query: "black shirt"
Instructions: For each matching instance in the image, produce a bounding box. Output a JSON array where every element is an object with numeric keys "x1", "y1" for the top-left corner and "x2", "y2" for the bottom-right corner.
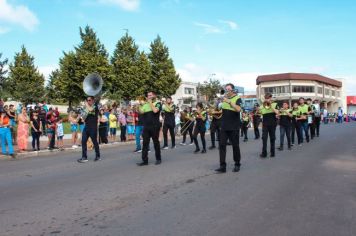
[
  {"x1": 85, "y1": 103, "x2": 99, "y2": 128},
  {"x1": 31, "y1": 117, "x2": 41, "y2": 133},
  {"x1": 221, "y1": 96, "x2": 242, "y2": 131},
  {"x1": 163, "y1": 104, "x2": 176, "y2": 126}
]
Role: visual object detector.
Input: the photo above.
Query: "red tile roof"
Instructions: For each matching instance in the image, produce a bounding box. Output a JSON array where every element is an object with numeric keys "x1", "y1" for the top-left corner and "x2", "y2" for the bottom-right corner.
[{"x1": 256, "y1": 73, "x2": 342, "y2": 87}]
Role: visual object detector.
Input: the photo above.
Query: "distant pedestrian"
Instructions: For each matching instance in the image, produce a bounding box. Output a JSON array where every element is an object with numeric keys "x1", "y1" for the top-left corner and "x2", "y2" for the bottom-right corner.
[
  {"x1": 30, "y1": 111, "x2": 42, "y2": 151},
  {"x1": 69, "y1": 111, "x2": 80, "y2": 148},
  {"x1": 118, "y1": 109, "x2": 127, "y2": 142},
  {"x1": 56, "y1": 118, "x2": 64, "y2": 150},
  {"x1": 98, "y1": 109, "x2": 108, "y2": 144},
  {"x1": 0, "y1": 109, "x2": 15, "y2": 157},
  {"x1": 109, "y1": 109, "x2": 118, "y2": 142}
]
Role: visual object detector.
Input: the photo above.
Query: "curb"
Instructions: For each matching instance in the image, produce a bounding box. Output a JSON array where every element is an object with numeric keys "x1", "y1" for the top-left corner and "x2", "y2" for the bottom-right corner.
[{"x1": 0, "y1": 140, "x2": 136, "y2": 161}]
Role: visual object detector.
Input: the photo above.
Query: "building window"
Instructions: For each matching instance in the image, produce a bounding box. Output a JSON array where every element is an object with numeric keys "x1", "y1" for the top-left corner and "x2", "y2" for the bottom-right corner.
[
  {"x1": 184, "y1": 87, "x2": 195, "y2": 95},
  {"x1": 325, "y1": 88, "x2": 329, "y2": 96},
  {"x1": 317, "y1": 87, "x2": 323, "y2": 94},
  {"x1": 292, "y1": 86, "x2": 315, "y2": 93},
  {"x1": 337, "y1": 91, "x2": 340, "y2": 97},
  {"x1": 331, "y1": 90, "x2": 335, "y2": 96},
  {"x1": 263, "y1": 86, "x2": 290, "y2": 95}
]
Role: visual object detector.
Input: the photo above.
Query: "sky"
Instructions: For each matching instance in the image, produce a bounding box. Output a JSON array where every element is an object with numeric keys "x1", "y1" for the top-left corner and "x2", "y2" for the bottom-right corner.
[{"x1": 1, "y1": 0, "x2": 356, "y2": 95}]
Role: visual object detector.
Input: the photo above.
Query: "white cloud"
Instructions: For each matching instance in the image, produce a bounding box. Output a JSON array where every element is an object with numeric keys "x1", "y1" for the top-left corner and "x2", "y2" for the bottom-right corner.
[
  {"x1": 218, "y1": 19, "x2": 238, "y2": 30},
  {"x1": 0, "y1": 0, "x2": 39, "y2": 31},
  {"x1": 194, "y1": 22, "x2": 224, "y2": 34},
  {"x1": 38, "y1": 65, "x2": 58, "y2": 85},
  {"x1": 0, "y1": 25, "x2": 10, "y2": 34},
  {"x1": 177, "y1": 63, "x2": 260, "y2": 92},
  {"x1": 339, "y1": 76, "x2": 356, "y2": 95},
  {"x1": 97, "y1": 0, "x2": 140, "y2": 11}
]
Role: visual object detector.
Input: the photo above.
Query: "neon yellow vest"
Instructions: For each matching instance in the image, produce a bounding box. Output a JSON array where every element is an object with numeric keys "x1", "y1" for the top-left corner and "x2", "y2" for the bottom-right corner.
[{"x1": 221, "y1": 95, "x2": 240, "y2": 111}]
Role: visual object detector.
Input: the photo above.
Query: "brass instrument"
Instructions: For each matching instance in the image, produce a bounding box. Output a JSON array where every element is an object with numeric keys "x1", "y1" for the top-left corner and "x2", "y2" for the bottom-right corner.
[
  {"x1": 81, "y1": 73, "x2": 103, "y2": 120},
  {"x1": 207, "y1": 103, "x2": 222, "y2": 119}
]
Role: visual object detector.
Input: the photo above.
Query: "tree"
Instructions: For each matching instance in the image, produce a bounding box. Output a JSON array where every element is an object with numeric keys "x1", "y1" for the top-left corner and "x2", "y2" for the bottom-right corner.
[
  {"x1": 7, "y1": 46, "x2": 45, "y2": 105},
  {"x1": 197, "y1": 78, "x2": 222, "y2": 102},
  {"x1": 148, "y1": 35, "x2": 181, "y2": 97},
  {"x1": 74, "y1": 26, "x2": 113, "y2": 99},
  {"x1": 0, "y1": 53, "x2": 9, "y2": 97},
  {"x1": 110, "y1": 33, "x2": 150, "y2": 101},
  {"x1": 45, "y1": 69, "x2": 62, "y2": 104}
]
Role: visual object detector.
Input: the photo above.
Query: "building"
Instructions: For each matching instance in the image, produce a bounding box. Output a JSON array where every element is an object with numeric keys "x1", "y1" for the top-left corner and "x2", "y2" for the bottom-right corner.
[
  {"x1": 241, "y1": 94, "x2": 258, "y2": 111},
  {"x1": 171, "y1": 81, "x2": 198, "y2": 109},
  {"x1": 346, "y1": 96, "x2": 356, "y2": 114},
  {"x1": 256, "y1": 73, "x2": 345, "y2": 112}
]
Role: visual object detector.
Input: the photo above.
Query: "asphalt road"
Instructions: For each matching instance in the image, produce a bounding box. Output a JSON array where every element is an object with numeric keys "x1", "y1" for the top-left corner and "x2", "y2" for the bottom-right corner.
[{"x1": 0, "y1": 122, "x2": 355, "y2": 236}]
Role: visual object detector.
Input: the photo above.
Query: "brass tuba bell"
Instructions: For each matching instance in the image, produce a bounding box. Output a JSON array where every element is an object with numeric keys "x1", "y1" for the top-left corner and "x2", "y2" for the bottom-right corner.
[{"x1": 83, "y1": 73, "x2": 103, "y2": 96}]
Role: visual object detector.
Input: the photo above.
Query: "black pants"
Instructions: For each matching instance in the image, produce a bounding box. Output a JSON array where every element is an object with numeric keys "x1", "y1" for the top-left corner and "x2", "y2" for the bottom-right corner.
[
  {"x1": 253, "y1": 120, "x2": 260, "y2": 139},
  {"x1": 314, "y1": 117, "x2": 321, "y2": 136},
  {"x1": 193, "y1": 125, "x2": 206, "y2": 150},
  {"x1": 210, "y1": 119, "x2": 221, "y2": 147},
  {"x1": 142, "y1": 125, "x2": 161, "y2": 162},
  {"x1": 262, "y1": 124, "x2": 276, "y2": 155},
  {"x1": 279, "y1": 125, "x2": 291, "y2": 148},
  {"x1": 41, "y1": 119, "x2": 46, "y2": 135},
  {"x1": 309, "y1": 122, "x2": 316, "y2": 139},
  {"x1": 182, "y1": 122, "x2": 194, "y2": 143},
  {"x1": 242, "y1": 125, "x2": 248, "y2": 140},
  {"x1": 82, "y1": 126, "x2": 100, "y2": 159},
  {"x1": 49, "y1": 131, "x2": 56, "y2": 149},
  {"x1": 163, "y1": 123, "x2": 175, "y2": 147},
  {"x1": 120, "y1": 125, "x2": 126, "y2": 141},
  {"x1": 99, "y1": 126, "x2": 108, "y2": 144},
  {"x1": 219, "y1": 129, "x2": 241, "y2": 167},
  {"x1": 291, "y1": 120, "x2": 301, "y2": 144},
  {"x1": 31, "y1": 132, "x2": 40, "y2": 150}
]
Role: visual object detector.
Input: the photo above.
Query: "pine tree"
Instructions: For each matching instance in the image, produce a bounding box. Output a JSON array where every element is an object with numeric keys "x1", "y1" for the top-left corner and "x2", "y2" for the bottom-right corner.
[
  {"x1": 148, "y1": 35, "x2": 181, "y2": 97},
  {"x1": 8, "y1": 46, "x2": 45, "y2": 105},
  {"x1": 0, "y1": 53, "x2": 9, "y2": 97},
  {"x1": 75, "y1": 26, "x2": 113, "y2": 97},
  {"x1": 110, "y1": 33, "x2": 150, "y2": 101}
]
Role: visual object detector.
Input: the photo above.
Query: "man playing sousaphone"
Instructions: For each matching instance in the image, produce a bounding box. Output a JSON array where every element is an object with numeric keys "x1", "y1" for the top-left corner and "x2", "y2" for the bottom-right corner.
[{"x1": 77, "y1": 96, "x2": 101, "y2": 163}]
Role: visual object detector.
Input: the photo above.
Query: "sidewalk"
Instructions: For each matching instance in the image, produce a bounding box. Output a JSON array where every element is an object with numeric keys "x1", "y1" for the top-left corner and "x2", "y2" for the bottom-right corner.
[{"x1": 0, "y1": 134, "x2": 136, "y2": 160}]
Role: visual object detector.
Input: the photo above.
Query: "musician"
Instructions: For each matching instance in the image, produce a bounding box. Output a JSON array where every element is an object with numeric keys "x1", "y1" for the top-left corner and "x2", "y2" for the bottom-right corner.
[
  {"x1": 259, "y1": 93, "x2": 279, "y2": 158},
  {"x1": 137, "y1": 91, "x2": 162, "y2": 166},
  {"x1": 180, "y1": 107, "x2": 194, "y2": 146},
  {"x1": 313, "y1": 99, "x2": 321, "y2": 137},
  {"x1": 162, "y1": 97, "x2": 176, "y2": 149},
  {"x1": 215, "y1": 83, "x2": 242, "y2": 173},
  {"x1": 291, "y1": 102, "x2": 302, "y2": 146},
  {"x1": 208, "y1": 102, "x2": 222, "y2": 149},
  {"x1": 298, "y1": 97, "x2": 311, "y2": 143},
  {"x1": 306, "y1": 98, "x2": 316, "y2": 139},
  {"x1": 252, "y1": 103, "x2": 261, "y2": 139},
  {"x1": 241, "y1": 111, "x2": 250, "y2": 142},
  {"x1": 78, "y1": 96, "x2": 101, "y2": 163},
  {"x1": 192, "y1": 102, "x2": 208, "y2": 153},
  {"x1": 277, "y1": 101, "x2": 292, "y2": 151}
]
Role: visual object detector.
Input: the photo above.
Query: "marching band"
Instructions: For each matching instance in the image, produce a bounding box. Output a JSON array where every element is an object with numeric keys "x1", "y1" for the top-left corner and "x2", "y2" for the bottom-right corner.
[{"x1": 76, "y1": 74, "x2": 326, "y2": 174}]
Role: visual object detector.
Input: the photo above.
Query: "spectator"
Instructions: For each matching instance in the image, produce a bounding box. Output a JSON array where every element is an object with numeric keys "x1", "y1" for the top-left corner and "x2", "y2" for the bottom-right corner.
[
  {"x1": 99, "y1": 109, "x2": 108, "y2": 144},
  {"x1": 133, "y1": 105, "x2": 143, "y2": 152},
  {"x1": 126, "y1": 107, "x2": 135, "y2": 141},
  {"x1": 8, "y1": 104, "x2": 17, "y2": 144},
  {"x1": 118, "y1": 108, "x2": 127, "y2": 142},
  {"x1": 337, "y1": 107, "x2": 343, "y2": 123},
  {"x1": 56, "y1": 118, "x2": 64, "y2": 150},
  {"x1": 30, "y1": 111, "x2": 42, "y2": 151},
  {"x1": 69, "y1": 111, "x2": 80, "y2": 148},
  {"x1": 0, "y1": 109, "x2": 15, "y2": 158},
  {"x1": 47, "y1": 111, "x2": 57, "y2": 150},
  {"x1": 109, "y1": 109, "x2": 118, "y2": 142},
  {"x1": 54, "y1": 107, "x2": 60, "y2": 118},
  {"x1": 39, "y1": 106, "x2": 47, "y2": 135},
  {"x1": 17, "y1": 107, "x2": 30, "y2": 152}
]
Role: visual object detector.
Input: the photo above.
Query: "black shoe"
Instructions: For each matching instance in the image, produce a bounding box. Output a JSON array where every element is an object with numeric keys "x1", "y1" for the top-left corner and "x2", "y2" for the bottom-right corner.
[
  {"x1": 201, "y1": 149, "x2": 206, "y2": 153},
  {"x1": 155, "y1": 160, "x2": 162, "y2": 165},
  {"x1": 254, "y1": 137, "x2": 259, "y2": 140},
  {"x1": 209, "y1": 146, "x2": 216, "y2": 150},
  {"x1": 137, "y1": 161, "x2": 148, "y2": 166},
  {"x1": 215, "y1": 167, "x2": 226, "y2": 173},
  {"x1": 291, "y1": 143, "x2": 294, "y2": 146},
  {"x1": 94, "y1": 157, "x2": 102, "y2": 161},
  {"x1": 10, "y1": 153, "x2": 16, "y2": 158},
  {"x1": 260, "y1": 153, "x2": 267, "y2": 158},
  {"x1": 194, "y1": 149, "x2": 200, "y2": 154},
  {"x1": 278, "y1": 146, "x2": 283, "y2": 151},
  {"x1": 232, "y1": 165, "x2": 240, "y2": 172},
  {"x1": 270, "y1": 153, "x2": 275, "y2": 158},
  {"x1": 161, "y1": 146, "x2": 169, "y2": 150},
  {"x1": 288, "y1": 147, "x2": 292, "y2": 150},
  {"x1": 243, "y1": 139, "x2": 248, "y2": 142},
  {"x1": 77, "y1": 158, "x2": 88, "y2": 163}
]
